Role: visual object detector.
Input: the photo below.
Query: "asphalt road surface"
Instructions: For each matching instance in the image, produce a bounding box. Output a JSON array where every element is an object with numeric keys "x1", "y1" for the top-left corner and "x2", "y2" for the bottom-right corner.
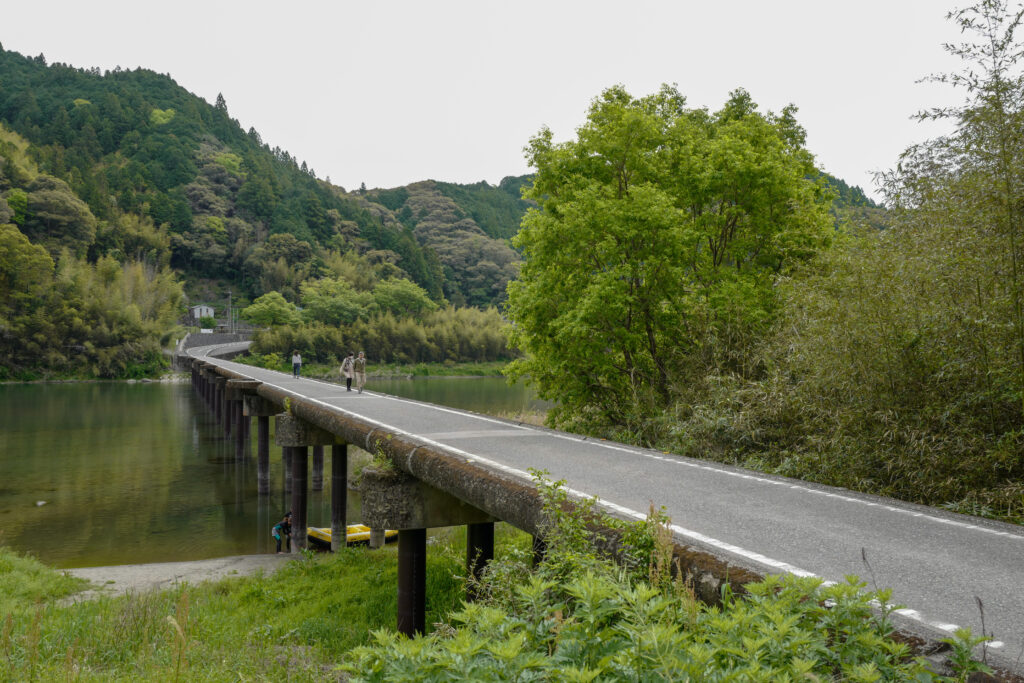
[{"x1": 191, "y1": 344, "x2": 1024, "y2": 673}]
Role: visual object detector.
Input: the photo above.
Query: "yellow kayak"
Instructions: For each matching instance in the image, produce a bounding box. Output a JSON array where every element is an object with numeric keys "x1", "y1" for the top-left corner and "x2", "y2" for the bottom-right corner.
[{"x1": 307, "y1": 524, "x2": 398, "y2": 546}]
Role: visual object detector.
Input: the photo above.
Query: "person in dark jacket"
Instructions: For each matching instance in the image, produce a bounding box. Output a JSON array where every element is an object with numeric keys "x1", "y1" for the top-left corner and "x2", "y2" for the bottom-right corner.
[{"x1": 272, "y1": 512, "x2": 292, "y2": 553}]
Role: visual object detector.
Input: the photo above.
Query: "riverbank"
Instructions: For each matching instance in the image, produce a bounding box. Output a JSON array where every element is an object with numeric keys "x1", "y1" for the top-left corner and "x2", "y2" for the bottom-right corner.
[
  {"x1": 0, "y1": 373, "x2": 189, "y2": 385},
  {"x1": 64, "y1": 554, "x2": 292, "y2": 602},
  {"x1": 0, "y1": 537, "x2": 471, "y2": 680},
  {"x1": 236, "y1": 356, "x2": 510, "y2": 380}
]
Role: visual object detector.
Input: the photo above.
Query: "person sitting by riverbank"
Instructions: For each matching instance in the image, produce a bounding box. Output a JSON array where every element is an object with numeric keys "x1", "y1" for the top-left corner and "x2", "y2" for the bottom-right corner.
[
  {"x1": 340, "y1": 352, "x2": 355, "y2": 391},
  {"x1": 272, "y1": 512, "x2": 292, "y2": 553},
  {"x1": 354, "y1": 351, "x2": 367, "y2": 394}
]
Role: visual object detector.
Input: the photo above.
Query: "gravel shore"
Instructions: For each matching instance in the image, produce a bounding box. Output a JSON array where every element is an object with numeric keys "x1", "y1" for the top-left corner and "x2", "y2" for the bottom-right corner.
[{"x1": 64, "y1": 554, "x2": 292, "y2": 602}]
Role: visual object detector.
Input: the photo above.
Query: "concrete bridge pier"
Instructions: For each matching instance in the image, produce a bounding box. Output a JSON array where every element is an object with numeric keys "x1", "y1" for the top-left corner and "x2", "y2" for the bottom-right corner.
[
  {"x1": 331, "y1": 444, "x2": 348, "y2": 552},
  {"x1": 204, "y1": 367, "x2": 216, "y2": 411},
  {"x1": 467, "y1": 522, "x2": 495, "y2": 602},
  {"x1": 198, "y1": 366, "x2": 212, "y2": 411},
  {"x1": 398, "y1": 529, "x2": 427, "y2": 635},
  {"x1": 361, "y1": 467, "x2": 497, "y2": 637},
  {"x1": 221, "y1": 380, "x2": 232, "y2": 439},
  {"x1": 199, "y1": 366, "x2": 211, "y2": 409},
  {"x1": 227, "y1": 380, "x2": 260, "y2": 461},
  {"x1": 291, "y1": 446, "x2": 308, "y2": 553},
  {"x1": 257, "y1": 417, "x2": 270, "y2": 491},
  {"x1": 532, "y1": 535, "x2": 547, "y2": 567},
  {"x1": 275, "y1": 415, "x2": 340, "y2": 554},
  {"x1": 283, "y1": 447, "x2": 292, "y2": 494},
  {"x1": 232, "y1": 401, "x2": 244, "y2": 458},
  {"x1": 244, "y1": 394, "x2": 279, "y2": 495},
  {"x1": 214, "y1": 376, "x2": 225, "y2": 424},
  {"x1": 312, "y1": 446, "x2": 324, "y2": 491}
]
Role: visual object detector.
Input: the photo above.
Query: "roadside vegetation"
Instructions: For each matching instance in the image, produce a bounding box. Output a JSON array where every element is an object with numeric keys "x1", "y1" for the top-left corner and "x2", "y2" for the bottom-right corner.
[
  {"x1": 242, "y1": 292, "x2": 513, "y2": 367},
  {"x1": 347, "y1": 474, "x2": 991, "y2": 682},
  {"x1": 507, "y1": 1, "x2": 1024, "y2": 525}
]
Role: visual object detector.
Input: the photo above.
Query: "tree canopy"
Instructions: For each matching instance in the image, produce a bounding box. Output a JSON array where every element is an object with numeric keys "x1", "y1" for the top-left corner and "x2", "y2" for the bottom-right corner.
[{"x1": 506, "y1": 84, "x2": 833, "y2": 435}]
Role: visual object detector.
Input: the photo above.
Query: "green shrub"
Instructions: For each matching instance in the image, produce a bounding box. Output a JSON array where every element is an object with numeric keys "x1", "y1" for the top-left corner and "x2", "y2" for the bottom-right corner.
[{"x1": 342, "y1": 473, "x2": 956, "y2": 681}]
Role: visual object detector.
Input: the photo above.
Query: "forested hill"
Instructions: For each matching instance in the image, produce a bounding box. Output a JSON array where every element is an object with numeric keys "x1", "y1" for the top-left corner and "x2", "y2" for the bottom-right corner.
[
  {"x1": 0, "y1": 46, "x2": 527, "y2": 310},
  {"x1": 361, "y1": 178, "x2": 529, "y2": 306},
  {"x1": 0, "y1": 44, "x2": 879, "y2": 309}
]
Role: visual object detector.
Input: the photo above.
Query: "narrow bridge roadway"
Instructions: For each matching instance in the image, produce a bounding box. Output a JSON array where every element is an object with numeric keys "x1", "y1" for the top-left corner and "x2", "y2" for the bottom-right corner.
[{"x1": 191, "y1": 344, "x2": 1024, "y2": 673}]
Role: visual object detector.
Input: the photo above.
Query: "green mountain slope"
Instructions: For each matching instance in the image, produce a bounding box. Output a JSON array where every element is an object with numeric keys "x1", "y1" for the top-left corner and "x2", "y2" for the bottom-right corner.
[
  {"x1": 365, "y1": 180, "x2": 523, "y2": 306},
  {"x1": 0, "y1": 46, "x2": 446, "y2": 303}
]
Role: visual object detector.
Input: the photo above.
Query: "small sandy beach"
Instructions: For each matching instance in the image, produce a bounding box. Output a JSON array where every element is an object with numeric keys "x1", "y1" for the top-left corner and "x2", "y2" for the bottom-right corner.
[{"x1": 64, "y1": 554, "x2": 292, "y2": 602}]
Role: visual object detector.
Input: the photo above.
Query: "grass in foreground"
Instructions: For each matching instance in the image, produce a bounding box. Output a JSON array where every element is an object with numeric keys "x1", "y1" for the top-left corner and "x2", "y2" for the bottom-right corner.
[
  {"x1": 1, "y1": 490, "x2": 994, "y2": 682},
  {"x1": 0, "y1": 531, "x2": 490, "y2": 682},
  {"x1": 344, "y1": 474, "x2": 994, "y2": 682}
]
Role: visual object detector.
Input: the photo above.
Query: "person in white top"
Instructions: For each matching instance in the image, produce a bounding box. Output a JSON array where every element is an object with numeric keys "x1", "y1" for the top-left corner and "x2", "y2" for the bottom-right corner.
[
  {"x1": 340, "y1": 352, "x2": 355, "y2": 391},
  {"x1": 291, "y1": 350, "x2": 302, "y2": 378}
]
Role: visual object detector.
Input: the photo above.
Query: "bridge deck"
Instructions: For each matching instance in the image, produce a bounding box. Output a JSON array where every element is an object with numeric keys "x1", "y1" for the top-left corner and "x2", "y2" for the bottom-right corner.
[{"x1": 190, "y1": 344, "x2": 1024, "y2": 672}]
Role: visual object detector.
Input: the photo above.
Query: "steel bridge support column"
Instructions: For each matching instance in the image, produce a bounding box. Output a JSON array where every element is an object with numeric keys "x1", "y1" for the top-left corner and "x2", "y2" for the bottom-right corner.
[
  {"x1": 466, "y1": 522, "x2": 494, "y2": 602},
  {"x1": 331, "y1": 444, "x2": 348, "y2": 552},
  {"x1": 397, "y1": 528, "x2": 426, "y2": 637}
]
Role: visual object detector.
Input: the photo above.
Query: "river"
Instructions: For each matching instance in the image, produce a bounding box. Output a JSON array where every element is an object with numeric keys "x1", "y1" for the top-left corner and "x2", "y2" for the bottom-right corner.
[{"x1": 0, "y1": 376, "x2": 545, "y2": 568}]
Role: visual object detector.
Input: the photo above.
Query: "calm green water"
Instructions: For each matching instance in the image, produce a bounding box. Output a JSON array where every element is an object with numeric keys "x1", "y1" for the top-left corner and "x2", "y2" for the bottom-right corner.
[{"x1": 0, "y1": 377, "x2": 544, "y2": 568}]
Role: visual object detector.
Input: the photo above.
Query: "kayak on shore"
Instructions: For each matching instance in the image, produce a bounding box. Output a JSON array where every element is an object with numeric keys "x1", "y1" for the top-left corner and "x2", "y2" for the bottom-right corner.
[{"x1": 307, "y1": 524, "x2": 398, "y2": 547}]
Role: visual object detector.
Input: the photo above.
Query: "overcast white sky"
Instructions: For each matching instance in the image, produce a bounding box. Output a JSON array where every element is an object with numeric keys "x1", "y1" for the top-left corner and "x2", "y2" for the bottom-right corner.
[{"x1": 4, "y1": 1, "x2": 968, "y2": 200}]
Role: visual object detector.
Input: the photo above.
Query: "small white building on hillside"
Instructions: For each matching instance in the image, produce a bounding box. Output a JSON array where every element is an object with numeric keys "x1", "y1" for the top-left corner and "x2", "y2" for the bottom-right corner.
[{"x1": 190, "y1": 304, "x2": 214, "y2": 321}]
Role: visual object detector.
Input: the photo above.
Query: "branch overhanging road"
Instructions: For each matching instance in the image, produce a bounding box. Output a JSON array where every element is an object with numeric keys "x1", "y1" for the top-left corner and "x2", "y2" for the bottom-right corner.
[{"x1": 191, "y1": 343, "x2": 1024, "y2": 673}]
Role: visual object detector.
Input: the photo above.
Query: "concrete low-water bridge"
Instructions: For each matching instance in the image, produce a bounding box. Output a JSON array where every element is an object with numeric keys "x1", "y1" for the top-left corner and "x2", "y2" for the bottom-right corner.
[{"x1": 184, "y1": 342, "x2": 1024, "y2": 676}]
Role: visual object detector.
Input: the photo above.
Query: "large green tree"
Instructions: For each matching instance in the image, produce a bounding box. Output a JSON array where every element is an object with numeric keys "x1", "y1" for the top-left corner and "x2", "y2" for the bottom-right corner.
[
  {"x1": 300, "y1": 277, "x2": 374, "y2": 326},
  {"x1": 506, "y1": 85, "x2": 832, "y2": 436},
  {"x1": 725, "y1": 0, "x2": 1024, "y2": 514},
  {"x1": 241, "y1": 291, "x2": 301, "y2": 327}
]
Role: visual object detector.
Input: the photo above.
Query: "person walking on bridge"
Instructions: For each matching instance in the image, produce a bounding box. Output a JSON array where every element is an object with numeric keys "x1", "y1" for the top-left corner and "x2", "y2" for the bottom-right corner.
[
  {"x1": 354, "y1": 351, "x2": 367, "y2": 393},
  {"x1": 291, "y1": 350, "x2": 302, "y2": 378},
  {"x1": 340, "y1": 352, "x2": 355, "y2": 391}
]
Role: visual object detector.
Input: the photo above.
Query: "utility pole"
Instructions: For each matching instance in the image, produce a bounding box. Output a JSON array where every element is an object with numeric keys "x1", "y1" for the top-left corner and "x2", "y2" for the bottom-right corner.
[{"x1": 227, "y1": 289, "x2": 232, "y2": 334}]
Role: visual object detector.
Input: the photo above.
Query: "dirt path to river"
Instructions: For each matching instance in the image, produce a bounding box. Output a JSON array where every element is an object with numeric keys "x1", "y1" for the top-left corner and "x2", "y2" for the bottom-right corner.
[{"x1": 64, "y1": 554, "x2": 292, "y2": 601}]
